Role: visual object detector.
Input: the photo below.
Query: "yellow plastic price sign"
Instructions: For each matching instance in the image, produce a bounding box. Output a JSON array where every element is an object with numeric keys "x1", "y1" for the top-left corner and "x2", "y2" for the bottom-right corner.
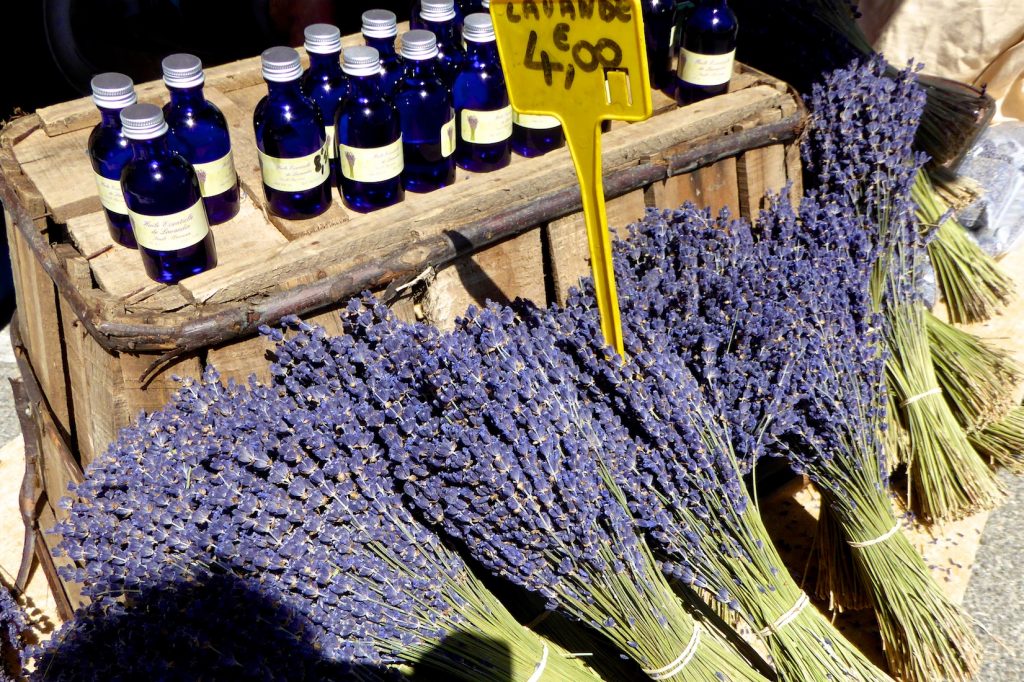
[{"x1": 490, "y1": 0, "x2": 653, "y2": 356}]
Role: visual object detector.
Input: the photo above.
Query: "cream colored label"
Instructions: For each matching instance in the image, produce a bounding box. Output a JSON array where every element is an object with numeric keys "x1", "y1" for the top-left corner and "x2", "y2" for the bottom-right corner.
[
  {"x1": 94, "y1": 173, "x2": 128, "y2": 215},
  {"x1": 441, "y1": 118, "x2": 456, "y2": 158},
  {"x1": 325, "y1": 125, "x2": 337, "y2": 160},
  {"x1": 338, "y1": 137, "x2": 404, "y2": 183},
  {"x1": 513, "y1": 111, "x2": 561, "y2": 130},
  {"x1": 128, "y1": 201, "x2": 209, "y2": 252},
  {"x1": 193, "y1": 151, "x2": 237, "y2": 197},
  {"x1": 258, "y1": 143, "x2": 330, "y2": 192},
  {"x1": 460, "y1": 106, "x2": 513, "y2": 145},
  {"x1": 679, "y1": 49, "x2": 735, "y2": 87}
]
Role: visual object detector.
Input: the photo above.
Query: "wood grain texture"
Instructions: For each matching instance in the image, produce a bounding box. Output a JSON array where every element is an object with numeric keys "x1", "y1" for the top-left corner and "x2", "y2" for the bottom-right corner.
[
  {"x1": 652, "y1": 157, "x2": 741, "y2": 216},
  {"x1": 785, "y1": 142, "x2": 804, "y2": 211},
  {"x1": 737, "y1": 144, "x2": 788, "y2": 222},
  {"x1": 10, "y1": 224, "x2": 72, "y2": 438},
  {"x1": 421, "y1": 229, "x2": 546, "y2": 330},
  {"x1": 546, "y1": 189, "x2": 647, "y2": 305}
]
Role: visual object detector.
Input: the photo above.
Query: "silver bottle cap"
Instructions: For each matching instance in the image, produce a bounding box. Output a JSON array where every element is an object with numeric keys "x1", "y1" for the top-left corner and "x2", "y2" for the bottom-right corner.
[
  {"x1": 463, "y1": 13, "x2": 496, "y2": 43},
  {"x1": 120, "y1": 103, "x2": 169, "y2": 140},
  {"x1": 420, "y1": 0, "x2": 456, "y2": 22},
  {"x1": 304, "y1": 23, "x2": 343, "y2": 55},
  {"x1": 162, "y1": 53, "x2": 205, "y2": 89},
  {"x1": 343, "y1": 46, "x2": 382, "y2": 77},
  {"x1": 261, "y1": 46, "x2": 303, "y2": 82},
  {"x1": 401, "y1": 30, "x2": 439, "y2": 61},
  {"x1": 361, "y1": 9, "x2": 398, "y2": 39},
  {"x1": 91, "y1": 73, "x2": 137, "y2": 110},
  {"x1": 482, "y1": 0, "x2": 490, "y2": 7}
]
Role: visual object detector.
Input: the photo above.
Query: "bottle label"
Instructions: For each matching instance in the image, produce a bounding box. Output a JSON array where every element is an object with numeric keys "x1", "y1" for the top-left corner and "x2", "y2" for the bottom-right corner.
[
  {"x1": 94, "y1": 173, "x2": 128, "y2": 215},
  {"x1": 679, "y1": 48, "x2": 736, "y2": 87},
  {"x1": 338, "y1": 137, "x2": 404, "y2": 183},
  {"x1": 193, "y1": 151, "x2": 237, "y2": 198},
  {"x1": 325, "y1": 125, "x2": 337, "y2": 160},
  {"x1": 258, "y1": 143, "x2": 330, "y2": 192},
  {"x1": 460, "y1": 106, "x2": 513, "y2": 145},
  {"x1": 441, "y1": 118, "x2": 456, "y2": 158},
  {"x1": 128, "y1": 201, "x2": 210, "y2": 252},
  {"x1": 513, "y1": 111, "x2": 561, "y2": 130}
]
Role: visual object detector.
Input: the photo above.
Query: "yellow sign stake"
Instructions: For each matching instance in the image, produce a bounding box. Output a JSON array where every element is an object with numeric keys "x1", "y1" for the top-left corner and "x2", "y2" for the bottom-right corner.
[{"x1": 491, "y1": 0, "x2": 653, "y2": 357}]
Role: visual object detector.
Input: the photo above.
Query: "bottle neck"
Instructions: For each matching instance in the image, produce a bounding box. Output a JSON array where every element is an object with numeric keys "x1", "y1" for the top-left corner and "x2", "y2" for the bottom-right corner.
[
  {"x1": 404, "y1": 58, "x2": 441, "y2": 81},
  {"x1": 422, "y1": 17, "x2": 456, "y2": 42},
  {"x1": 168, "y1": 84, "x2": 206, "y2": 107},
  {"x1": 308, "y1": 51, "x2": 342, "y2": 71},
  {"x1": 364, "y1": 35, "x2": 397, "y2": 57},
  {"x1": 128, "y1": 134, "x2": 172, "y2": 161},
  {"x1": 267, "y1": 78, "x2": 305, "y2": 100},
  {"x1": 465, "y1": 40, "x2": 499, "y2": 62},
  {"x1": 98, "y1": 107, "x2": 124, "y2": 127},
  {"x1": 348, "y1": 73, "x2": 385, "y2": 99}
]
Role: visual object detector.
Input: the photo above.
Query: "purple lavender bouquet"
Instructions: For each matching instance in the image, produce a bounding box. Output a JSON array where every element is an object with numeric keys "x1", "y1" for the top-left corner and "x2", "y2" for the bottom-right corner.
[
  {"x1": 47, "y1": 324, "x2": 599, "y2": 682},
  {"x1": 338, "y1": 298, "x2": 768, "y2": 682},
  {"x1": 0, "y1": 585, "x2": 26, "y2": 682}
]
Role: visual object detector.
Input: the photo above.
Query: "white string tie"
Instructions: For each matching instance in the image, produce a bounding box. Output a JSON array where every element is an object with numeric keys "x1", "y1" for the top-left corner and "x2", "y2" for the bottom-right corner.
[
  {"x1": 848, "y1": 522, "x2": 901, "y2": 548},
  {"x1": 642, "y1": 623, "x2": 703, "y2": 680},
  {"x1": 758, "y1": 593, "x2": 810, "y2": 638},
  {"x1": 902, "y1": 387, "x2": 943, "y2": 407},
  {"x1": 526, "y1": 644, "x2": 549, "y2": 682}
]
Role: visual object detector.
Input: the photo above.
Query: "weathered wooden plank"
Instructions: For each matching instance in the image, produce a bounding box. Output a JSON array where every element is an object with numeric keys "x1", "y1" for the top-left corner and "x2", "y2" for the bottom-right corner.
[
  {"x1": 0, "y1": 117, "x2": 48, "y2": 222},
  {"x1": 737, "y1": 143, "x2": 787, "y2": 222},
  {"x1": 546, "y1": 189, "x2": 647, "y2": 305},
  {"x1": 205, "y1": 86, "x2": 789, "y2": 303},
  {"x1": 421, "y1": 229, "x2": 546, "y2": 330},
  {"x1": 35, "y1": 504, "x2": 80, "y2": 618},
  {"x1": 652, "y1": 157, "x2": 741, "y2": 216},
  {"x1": 56, "y1": 248, "x2": 127, "y2": 469},
  {"x1": 785, "y1": 142, "x2": 804, "y2": 211},
  {"x1": 16, "y1": 128, "x2": 96, "y2": 224},
  {"x1": 35, "y1": 29, "x2": 377, "y2": 136},
  {"x1": 118, "y1": 351, "x2": 204, "y2": 424},
  {"x1": 10, "y1": 224, "x2": 72, "y2": 437},
  {"x1": 35, "y1": 399, "x2": 84, "y2": 521}
]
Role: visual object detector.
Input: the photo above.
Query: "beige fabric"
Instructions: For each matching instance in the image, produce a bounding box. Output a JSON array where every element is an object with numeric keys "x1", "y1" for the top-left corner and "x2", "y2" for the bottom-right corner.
[{"x1": 857, "y1": 0, "x2": 1024, "y2": 122}]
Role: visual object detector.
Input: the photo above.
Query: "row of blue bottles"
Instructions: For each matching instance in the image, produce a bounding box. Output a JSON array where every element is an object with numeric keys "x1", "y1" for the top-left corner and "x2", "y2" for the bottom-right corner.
[
  {"x1": 119, "y1": 104, "x2": 217, "y2": 283},
  {"x1": 161, "y1": 54, "x2": 241, "y2": 225}
]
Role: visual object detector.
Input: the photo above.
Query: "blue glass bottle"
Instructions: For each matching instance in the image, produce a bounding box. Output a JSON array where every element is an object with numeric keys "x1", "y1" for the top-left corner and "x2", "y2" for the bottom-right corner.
[
  {"x1": 88, "y1": 73, "x2": 137, "y2": 248},
  {"x1": 457, "y1": 0, "x2": 486, "y2": 24},
  {"x1": 512, "y1": 111, "x2": 565, "y2": 158},
  {"x1": 301, "y1": 24, "x2": 349, "y2": 187},
  {"x1": 361, "y1": 10, "x2": 403, "y2": 96},
  {"x1": 415, "y1": 0, "x2": 466, "y2": 91},
  {"x1": 119, "y1": 104, "x2": 216, "y2": 284},
  {"x1": 643, "y1": 0, "x2": 677, "y2": 92},
  {"x1": 396, "y1": 31, "x2": 456, "y2": 193},
  {"x1": 454, "y1": 13, "x2": 511, "y2": 172},
  {"x1": 675, "y1": 0, "x2": 739, "y2": 106},
  {"x1": 161, "y1": 54, "x2": 240, "y2": 226},
  {"x1": 335, "y1": 46, "x2": 404, "y2": 212},
  {"x1": 254, "y1": 47, "x2": 332, "y2": 220}
]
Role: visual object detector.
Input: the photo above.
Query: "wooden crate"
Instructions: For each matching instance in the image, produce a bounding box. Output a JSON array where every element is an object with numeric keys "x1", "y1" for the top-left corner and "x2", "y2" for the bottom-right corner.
[{"x1": 0, "y1": 32, "x2": 803, "y2": 610}]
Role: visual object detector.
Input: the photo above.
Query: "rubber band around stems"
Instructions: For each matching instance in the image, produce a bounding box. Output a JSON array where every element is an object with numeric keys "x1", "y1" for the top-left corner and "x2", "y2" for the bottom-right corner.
[
  {"x1": 757, "y1": 593, "x2": 810, "y2": 639},
  {"x1": 526, "y1": 644, "x2": 549, "y2": 682},
  {"x1": 901, "y1": 387, "x2": 943, "y2": 407},
  {"x1": 642, "y1": 623, "x2": 703, "y2": 680},
  {"x1": 847, "y1": 522, "x2": 901, "y2": 549}
]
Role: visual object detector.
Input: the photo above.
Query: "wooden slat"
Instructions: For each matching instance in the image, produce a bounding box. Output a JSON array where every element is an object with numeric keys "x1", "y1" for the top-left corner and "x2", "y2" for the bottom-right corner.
[
  {"x1": 35, "y1": 30, "x2": 376, "y2": 136},
  {"x1": 737, "y1": 144, "x2": 788, "y2": 222},
  {"x1": 10, "y1": 225, "x2": 72, "y2": 438},
  {"x1": 35, "y1": 504, "x2": 80, "y2": 618},
  {"x1": 203, "y1": 85, "x2": 789, "y2": 304},
  {"x1": 35, "y1": 400, "x2": 84, "y2": 521},
  {"x1": 118, "y1": 351, "x2": 204, "y2": 424},
  {"x1": 0, "y1": 117, "x2": 48, "y2": 222},
  {"x1": 56, "y1": 248, "x2": 127, "y2": 469},
  {"x1": 652, "y1": 157, "x2": 741, "y2": 216},
  {"x1": 546, "y1": 189, "x2": 647, "y2": 305},
  {"x1": 421, "y1": 229, "x2": 546, "y2": 330},
  {"x1": 16, "y1": 128, "x2": 95, "y2": 224},
  {"x1": 785, "y1": 142, "x2": 804, "y2": 211}
]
